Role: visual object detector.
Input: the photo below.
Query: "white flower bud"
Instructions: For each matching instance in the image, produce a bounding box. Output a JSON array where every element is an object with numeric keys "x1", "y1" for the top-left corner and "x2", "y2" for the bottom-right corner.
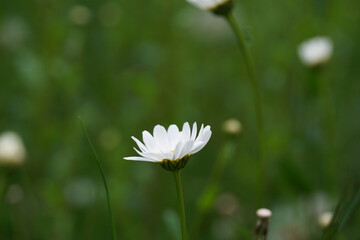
[
  {"x1": 298, "y1": 36, "x2": 333, "y2": 67},
  {"x1": 0, "y1": 132, "x2": 26, "y2": 167},
  {"x1": 222, "y1": 118, "x2": 242, "y2": 135},
  {"x1": 256, "y1": 208, "x2": 272, "y2": 219},
  {"x1": 255, "y1": 208, "x2": 272, "y2": 239},
  {"x1": 318, "y1": 211, "x2": 333, "y2": 229}
]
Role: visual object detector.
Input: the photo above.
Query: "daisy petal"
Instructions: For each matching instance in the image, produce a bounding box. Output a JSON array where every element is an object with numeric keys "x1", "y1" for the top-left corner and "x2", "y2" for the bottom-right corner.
[
  {"x1": 191, "y1": 122, "x2": 197, "y2": 140},
  {"x1": 179, "y1": 140, "x2": 194, "y2": 159},
  {"x1": 124, "y1": 156, "x2": 156, "y2": 162},
  {"x1": 199, "y1": 127, "x2": 212, "y2": 145},
  {"x1": 153, "y1": 125, "x2": 169, "y2": 151},
  {"x1": 173, "y1": 141, "x2": 185, "y2": 160},
  {"x1": 142, "y1": 130, "x2": 158, "y2": 152},
  {"x1": 190, "y1": 141, "x2": 205, "y2": 154},
  {"x1": 160, "y1": 152, "x2": 174, "y2": 160},
  {"x1": 196, "y1": 124, "x2": 204, "y2": 141},
  {"x1": 168, "y1": 124, "x2": 180, "y2": 148},
  {"x1": 182, "y1": 122, "x2": 191, "y2": 142},
  {"x1": 134, "y1": 147, "x2": 163, "y2": 161},
  {"x1": 131, "y1": 136, "x2": 147, "y2": 152}
]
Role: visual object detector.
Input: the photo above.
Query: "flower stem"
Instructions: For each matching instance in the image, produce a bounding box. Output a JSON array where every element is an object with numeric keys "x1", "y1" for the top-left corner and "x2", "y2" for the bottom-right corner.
[
  {"x1": 225, "y1": 12, "x2": 265, "y2": 203},
  {"x1": 173, "y1": 170, "x2": 187, "y2": 240}
]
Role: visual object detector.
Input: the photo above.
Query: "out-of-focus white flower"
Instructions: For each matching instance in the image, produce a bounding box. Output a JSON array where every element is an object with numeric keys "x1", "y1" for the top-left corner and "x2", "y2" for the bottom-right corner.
[
  {"x1": 0, "y1": 132, "x2": 26, "y2": 167},
  {"x1": 298, "y1": 36, "x2": 333, "y2": 67},
  {"x1": 318, "y1": 211, "x2": 333, "y2": 229},
  {"x1": 69, "y1": 5, "x2": 92, "y2": 26},
  {"x1": 187, "y1": 0, "x2": 233, "y2": 15},
  {"x1": 256, "y1": 208, "x2": 272, "y2": 219},
  {"x1": 124, "y1": 122, "x2": 212, "y2": 170},
  {"x1": 222, "y1": 118, "x2": 242, "y2": 135}
]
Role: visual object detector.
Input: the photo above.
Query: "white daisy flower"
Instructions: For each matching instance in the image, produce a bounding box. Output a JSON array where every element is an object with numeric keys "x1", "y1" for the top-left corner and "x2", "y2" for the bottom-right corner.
[
  {"x1": 298, "y1": 36, "x2": 333, "y2": 67},
  {"x1": 187, "y1": 0, "x2": 233, "y2": 15},
  {"x1": 124, "y1": 122, "x2": 212, "y2": 170},
  {"x1": 0, "y1": 131, "x2": 26, "y2": 167}
]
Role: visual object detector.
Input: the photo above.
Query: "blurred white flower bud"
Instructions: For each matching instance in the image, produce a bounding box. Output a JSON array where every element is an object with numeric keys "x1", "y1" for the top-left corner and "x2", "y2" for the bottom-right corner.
[
  {"x1": 69, "y1": 5, "x2": 92, "y2": 26},
  {"x1": 298, "y1": 36, "x2": 333, "y2": 67},
  {"x1": 256, "y1": 208, "x2": 272, "y2": 219},
  {"x1": 0, "y1": 132, "x2": 26, "y2": 167},
  {"x1": 222, "y1": 118, "x2": 242, "y2": 135},
  {"x1": 255, "y1": 208, "x2": 272, "y2": 239},
  {"x1": 318, "y1": 211, "x2": 333, "y2": 229}
]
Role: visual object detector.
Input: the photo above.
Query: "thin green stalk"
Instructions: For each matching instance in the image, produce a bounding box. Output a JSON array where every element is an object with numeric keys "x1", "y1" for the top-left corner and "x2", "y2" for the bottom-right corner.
[
  {"x1": 79, "y1": 118, "x2": 117, "y2": 240},
  {"x1": 225, "y1": 12, "x2": 265, "y2": 203},
  {"x1": 173, "y1": 170, "x2": 187, "y2": 240}
]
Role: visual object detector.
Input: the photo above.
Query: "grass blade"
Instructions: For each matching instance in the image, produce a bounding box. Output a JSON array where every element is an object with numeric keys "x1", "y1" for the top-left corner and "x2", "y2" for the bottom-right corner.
[{"x1": 79, "y1": 117, "x2": 117, "y2": 240}]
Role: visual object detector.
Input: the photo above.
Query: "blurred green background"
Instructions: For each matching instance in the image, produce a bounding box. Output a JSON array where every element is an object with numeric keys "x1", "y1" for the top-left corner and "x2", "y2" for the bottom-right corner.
[{"x1": 0, "y1": 0, "x2": 359, "y2": 239}]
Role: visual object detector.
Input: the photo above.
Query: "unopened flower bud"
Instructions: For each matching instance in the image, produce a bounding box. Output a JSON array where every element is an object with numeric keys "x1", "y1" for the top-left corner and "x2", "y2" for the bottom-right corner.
[
  {"x1": 256, "y1": 208, "x2": 272, "y2": 219},
  {"x1": 222, "y1": 118, "x2": 242, "y2": 135},
  {"x1": 298, "y1": 36, "x2": 333, "y2": 67},
  {"x1": 0, "y1": 132, "x2": 26, "y2": 167},
  {"x1": 254, "y1": 208, "x2": 272, "y2": 239},
  {"x1": 318, "y1": 211, "x2": 333, "y2": 229}
]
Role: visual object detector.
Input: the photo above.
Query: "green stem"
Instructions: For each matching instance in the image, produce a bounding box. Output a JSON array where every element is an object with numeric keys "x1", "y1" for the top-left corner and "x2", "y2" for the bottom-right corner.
[
  {"x1": 79, "y1": 119, "x2": 118, "y2": 240},
  {"x1": 225, "y1": 12, "x2": 265, "y2": 204},
  {"x1": 173, "y1": 170, "x2": 187, "y2": 240}
]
